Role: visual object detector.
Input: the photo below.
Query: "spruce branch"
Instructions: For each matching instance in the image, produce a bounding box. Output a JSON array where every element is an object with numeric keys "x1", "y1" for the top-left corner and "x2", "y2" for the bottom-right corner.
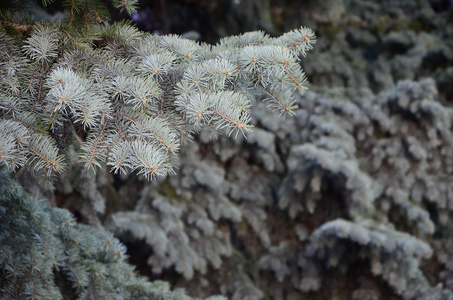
[{"x1": 0, "y1": 21, "x2": 315, "y2": 181}]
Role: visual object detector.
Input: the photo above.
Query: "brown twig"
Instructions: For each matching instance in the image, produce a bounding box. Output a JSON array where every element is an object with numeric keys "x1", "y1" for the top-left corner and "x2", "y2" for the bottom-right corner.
[{"x1": 0, "y1": 20, "x2": 32, "y2": 32}]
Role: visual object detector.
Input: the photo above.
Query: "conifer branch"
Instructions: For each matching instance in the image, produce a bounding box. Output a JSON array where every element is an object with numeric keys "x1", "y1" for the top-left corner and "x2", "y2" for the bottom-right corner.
[{"x1": 0, "y1": 20, "x2": 315, "y2": 181}]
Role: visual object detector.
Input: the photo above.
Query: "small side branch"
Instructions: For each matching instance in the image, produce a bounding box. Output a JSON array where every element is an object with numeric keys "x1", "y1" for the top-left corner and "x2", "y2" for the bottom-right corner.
[{"x1": 0, "y1": 20, "x2": 32, "y2": 32}]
